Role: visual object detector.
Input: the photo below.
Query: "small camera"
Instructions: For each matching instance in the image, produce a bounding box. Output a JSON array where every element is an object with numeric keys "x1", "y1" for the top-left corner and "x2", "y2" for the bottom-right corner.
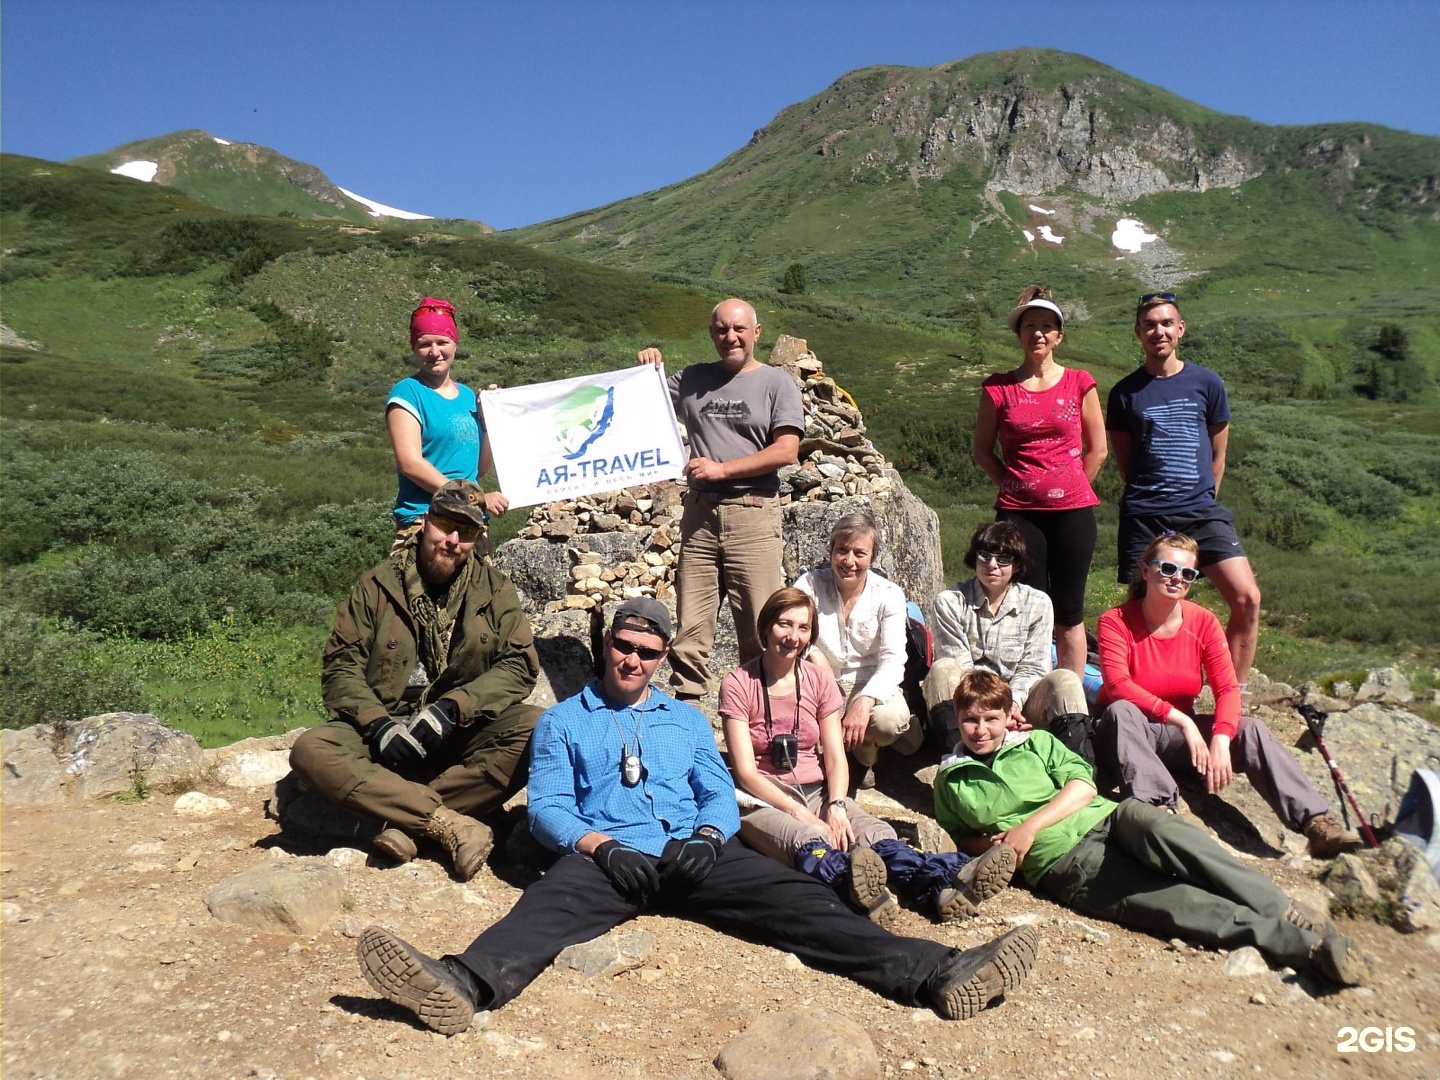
[{"x1": 769, "y1": 733, "x2": 800, "y2": 772}]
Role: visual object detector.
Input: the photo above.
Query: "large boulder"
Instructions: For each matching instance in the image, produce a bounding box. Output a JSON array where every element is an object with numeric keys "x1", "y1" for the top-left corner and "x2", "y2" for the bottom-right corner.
[{"x1": 1, "y1": 713, "x2": 205, "y2": 804}]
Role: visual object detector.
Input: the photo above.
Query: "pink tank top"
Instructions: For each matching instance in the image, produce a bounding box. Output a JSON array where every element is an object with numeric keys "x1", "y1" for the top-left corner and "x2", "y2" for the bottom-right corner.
[{"x1": 982, "y1": 366, "x2": 1100, "y2": 511}]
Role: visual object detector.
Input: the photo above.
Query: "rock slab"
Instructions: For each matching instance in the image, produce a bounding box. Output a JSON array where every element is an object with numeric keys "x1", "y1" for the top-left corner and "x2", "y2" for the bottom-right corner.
[
  {"x1": 1, "y1": 713, "x2": 204, "y2": 804},
  {"x1": 204, "y1": 859, "x2": 344, "y2": 934},
  {"x1": 715, "y1": 1007, "x2": 882, "y2": 1080}
]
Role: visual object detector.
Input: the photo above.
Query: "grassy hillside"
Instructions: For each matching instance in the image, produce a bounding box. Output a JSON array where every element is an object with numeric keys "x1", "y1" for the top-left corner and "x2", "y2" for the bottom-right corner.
[{"x1": 1, "y1": 138, "x2": 1436, "y2": 745}]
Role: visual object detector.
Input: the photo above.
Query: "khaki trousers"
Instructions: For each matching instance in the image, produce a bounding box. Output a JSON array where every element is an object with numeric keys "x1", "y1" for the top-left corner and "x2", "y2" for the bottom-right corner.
[
  {"x1": 288, "y1": 702, "x2": 541, "y2": 832},
  {"x1": 738, "y1": 779, "x2": 898, "y2": 863},
  {"x1": 668, "y1": 493, "x2": 783, "y2": 697}
]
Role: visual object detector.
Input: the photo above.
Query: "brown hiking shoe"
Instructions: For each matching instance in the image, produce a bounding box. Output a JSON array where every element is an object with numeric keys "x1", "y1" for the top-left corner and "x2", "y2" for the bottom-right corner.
[
  {"x1": 421, "y1": 806, "x2": 493, "y2": 881},
  {"x1": 373, "y1": 827, "x2": 418, "y2": 865},
  {"x1": 926, "y1": 926, "x2": 1039, "y2": 1020},
  {"x1": 1304, "y1": 814, "x2": 1363, "y2": 859},
  {"x1": 1308, "y1": 929, "x2": 1367, "y2": 986},
  {"x1": 358, "y1": 926, "x2": 478, "y2": 1035},
  {"x1": 848, "y1": 846, "x2": 900, "y2": 925},
  {"x1": 936, "y1": 842, "x2": 1016, "y2": 922}
]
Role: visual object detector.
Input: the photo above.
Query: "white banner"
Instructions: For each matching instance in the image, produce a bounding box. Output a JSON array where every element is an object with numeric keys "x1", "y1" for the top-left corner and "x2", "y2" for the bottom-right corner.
[{"x1": 481, "y1": 364, "x2": 686, "y2": 509}]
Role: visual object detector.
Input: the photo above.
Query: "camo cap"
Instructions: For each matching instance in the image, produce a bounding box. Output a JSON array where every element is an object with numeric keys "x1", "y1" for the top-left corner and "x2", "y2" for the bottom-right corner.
[{"x1": 429, "y1": 479, "x2": 487, "y2": 527}]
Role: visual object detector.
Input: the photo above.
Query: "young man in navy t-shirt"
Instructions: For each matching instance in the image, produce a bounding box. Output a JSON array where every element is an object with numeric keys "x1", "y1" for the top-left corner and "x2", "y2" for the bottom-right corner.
[{"x1": 1106, "y1": 294, "x2": 1262, "y2": 682}]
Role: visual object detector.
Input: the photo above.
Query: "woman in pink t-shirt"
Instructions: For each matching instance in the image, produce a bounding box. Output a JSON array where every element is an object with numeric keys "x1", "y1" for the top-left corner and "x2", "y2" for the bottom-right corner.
[
  {"x1": 973, "y1": 285, "x2": 1107, "y2": 675},
  {"x1": 1094, "y1": 533, "x2": 1359, "y2": 859},
  {"x1": 720, "y1": 588, "x2": 1015, "y2": 923}
]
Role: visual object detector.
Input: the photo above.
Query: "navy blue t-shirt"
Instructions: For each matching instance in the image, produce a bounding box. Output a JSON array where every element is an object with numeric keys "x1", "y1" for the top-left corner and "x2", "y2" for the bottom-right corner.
[{"x1": 1105, "y1": 362, "x2": 1230, "y2": 516}]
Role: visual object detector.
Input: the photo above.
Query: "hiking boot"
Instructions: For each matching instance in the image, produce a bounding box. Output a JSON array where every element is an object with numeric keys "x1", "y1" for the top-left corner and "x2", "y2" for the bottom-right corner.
[
  {"x1": 929, "y1": 701, "x2": 959, "y2": 752},
  {"x1": 936, "y1": 843, "x2": 1017, "y2": 922},
  {"x1": 373, "y1": 827, "x2": 418, "y2": 865},
  {"x1": 1304, "y1": 814, "x2": 1363, "y2": 859},
  {"x1": 954, "y1": 842, "x2": 1017, "y2": 904},
  {"x1": 1283, "y1": 899, "x2": 1335, "y2": 938},
  {"x1": 926, "y1": 926, "x2": 1039, "y2": 1020},
  {"x1": 357, "y1": 926, "x2": 480, "y2": 1035},
  {"x1": 934, "y1": 887, "x2": 979, "y2": 922},
  {"x1": 1308, "y1": 929, "x2": 1367, "y2": 987},
  {"x1": 421, "y1": 806, "x2": 493, "y2": 881},
  {"x1": 848, "y1": 846, "x2": 900, "y2": 925}
]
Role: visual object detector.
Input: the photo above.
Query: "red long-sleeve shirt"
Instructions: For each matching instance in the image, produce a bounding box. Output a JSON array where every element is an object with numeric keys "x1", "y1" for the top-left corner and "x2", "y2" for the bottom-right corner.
[{"x1": 1096, "y1": 599, "x2": 1241, "y2": 739}]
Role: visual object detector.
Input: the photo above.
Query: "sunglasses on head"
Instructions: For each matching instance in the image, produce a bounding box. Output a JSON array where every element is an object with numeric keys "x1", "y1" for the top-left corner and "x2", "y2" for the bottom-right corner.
[
  {"x1": 1148, "y1": 559, "x2": 1200, "y2": 584},
  {"x1": 428, "y1": 512, "x2": 482, "y2": 542},
  {"x1": 975, "y1": 549, "x2": 1015, "y2": 567},
  {"x1": 612, "y1": 637, "x2": 666, "y2": 662},
  {"x1": 1140, "y1": 292, "x2": 1177, "y2": 304}
]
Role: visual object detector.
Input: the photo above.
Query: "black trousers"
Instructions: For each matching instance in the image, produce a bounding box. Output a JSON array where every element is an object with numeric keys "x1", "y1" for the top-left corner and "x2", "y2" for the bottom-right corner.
[{"x1": 455, "y1": 838, "x2": 953, "y2": 1010}]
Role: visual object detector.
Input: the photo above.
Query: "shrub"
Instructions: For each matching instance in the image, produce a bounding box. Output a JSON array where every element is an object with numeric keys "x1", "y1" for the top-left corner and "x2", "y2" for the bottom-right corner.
[
  {"x1": 780, "y1": 262, "x2": 809, "y2": 295},
  {"x1": 0, "y1": 608, "x2": 145, "y2": 729}
]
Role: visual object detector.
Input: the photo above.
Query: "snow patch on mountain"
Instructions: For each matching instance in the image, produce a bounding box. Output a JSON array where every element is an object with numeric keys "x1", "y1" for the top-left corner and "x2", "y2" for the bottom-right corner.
[
  {"x1": 111, "y1": 160, "x2": 158, "y2": 183},
  {"x1": 1112, "y1": 218, "x2": 1158, "y2": 253},
  {"x1": 338, "y1": 187, "x2": 431, "y2": 221}
]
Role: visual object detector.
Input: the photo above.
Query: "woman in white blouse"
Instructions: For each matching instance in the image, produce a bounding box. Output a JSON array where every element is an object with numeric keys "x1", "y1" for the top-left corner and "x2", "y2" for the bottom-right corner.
[{"x1": 794, "y1": 512, "x2": 923, "y2": 788}]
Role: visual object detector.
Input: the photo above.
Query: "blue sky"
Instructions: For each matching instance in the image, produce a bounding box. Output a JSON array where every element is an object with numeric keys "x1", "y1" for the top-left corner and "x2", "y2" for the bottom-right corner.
[{"x1": 3, "y1": 1, "x2": 1436, "y2": 230}]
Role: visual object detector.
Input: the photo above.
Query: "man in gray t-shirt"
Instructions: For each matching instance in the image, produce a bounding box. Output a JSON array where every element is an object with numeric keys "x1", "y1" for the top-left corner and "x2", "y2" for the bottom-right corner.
[{"x1": 637, "y1": 298, "x2": 804, "y2": 697}]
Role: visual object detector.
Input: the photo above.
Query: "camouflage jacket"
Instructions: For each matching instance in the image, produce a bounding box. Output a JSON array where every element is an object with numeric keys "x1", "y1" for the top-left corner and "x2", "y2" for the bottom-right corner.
[{"x1": 320, "y1": 556, "x2": 539, "y2": 731}]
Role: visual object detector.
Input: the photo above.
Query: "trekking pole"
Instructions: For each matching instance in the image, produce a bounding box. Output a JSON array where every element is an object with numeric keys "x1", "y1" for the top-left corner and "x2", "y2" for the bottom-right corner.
[{"x1": 1297, "y1": 704, "x2": 1381, "y2": 848}]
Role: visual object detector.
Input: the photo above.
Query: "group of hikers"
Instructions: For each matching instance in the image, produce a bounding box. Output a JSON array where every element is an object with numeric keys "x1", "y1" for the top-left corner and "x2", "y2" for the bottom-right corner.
[{"x1": 288, "y1": 289, "x2": 1368, "y2": 1038}]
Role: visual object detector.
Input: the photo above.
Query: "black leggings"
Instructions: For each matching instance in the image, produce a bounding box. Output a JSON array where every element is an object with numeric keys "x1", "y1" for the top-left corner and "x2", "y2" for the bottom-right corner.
[{"x1": 996, "y1": 506, "x2": 1096, "y2": 627}]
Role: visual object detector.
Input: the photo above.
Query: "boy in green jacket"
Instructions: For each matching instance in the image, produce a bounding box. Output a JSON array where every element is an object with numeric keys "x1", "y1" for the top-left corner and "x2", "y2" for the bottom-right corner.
[{"x1": 933, "y1": 670, "x2": 1365, "y2": 987}]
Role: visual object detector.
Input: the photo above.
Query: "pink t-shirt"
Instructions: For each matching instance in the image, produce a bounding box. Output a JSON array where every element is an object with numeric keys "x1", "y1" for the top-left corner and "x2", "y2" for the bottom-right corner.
[
  {"x1": 718, "y1": 657, "x2": 845, "y2": 786},
  {"x1": 983, "y1": 366, "x2": 1100, "y2": 511}
]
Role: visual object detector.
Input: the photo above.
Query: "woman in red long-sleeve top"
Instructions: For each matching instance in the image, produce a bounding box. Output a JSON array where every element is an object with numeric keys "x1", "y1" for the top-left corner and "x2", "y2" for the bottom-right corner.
[{"x1": 1094, "y1": 533, "x2": 1359, "y2": 859}]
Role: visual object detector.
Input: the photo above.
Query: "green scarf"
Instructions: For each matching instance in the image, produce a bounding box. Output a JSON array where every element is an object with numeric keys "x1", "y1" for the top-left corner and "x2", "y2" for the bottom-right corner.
[{"x1": 390, "y1": 532, "x2": 475, "y2": 695}]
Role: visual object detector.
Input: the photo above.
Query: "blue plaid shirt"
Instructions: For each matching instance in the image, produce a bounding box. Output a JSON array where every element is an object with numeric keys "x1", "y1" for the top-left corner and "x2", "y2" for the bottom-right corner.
[{"x1": 528, "y1": 681, "x2": 740, "y2": 856}]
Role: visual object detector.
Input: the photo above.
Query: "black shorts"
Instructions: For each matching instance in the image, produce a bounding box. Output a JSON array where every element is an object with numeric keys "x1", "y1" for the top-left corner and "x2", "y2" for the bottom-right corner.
[{"x1": 1116, "y1": 506, "x2": 1247, "y2": 584}]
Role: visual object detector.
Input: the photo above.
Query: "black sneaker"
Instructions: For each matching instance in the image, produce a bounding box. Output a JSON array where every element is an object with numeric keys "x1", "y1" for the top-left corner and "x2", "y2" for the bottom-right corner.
[
  {"x1": 926, "y1": 926, "x2": 1039, "y2": 1020},
  {"x1": 358, "y1": 926, "x2": 479, "y2": 1035}
]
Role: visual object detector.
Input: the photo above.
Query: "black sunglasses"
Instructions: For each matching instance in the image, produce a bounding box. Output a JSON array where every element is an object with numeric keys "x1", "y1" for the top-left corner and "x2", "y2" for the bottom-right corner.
[
  {"x1": 612, "y1": 637, "x2": 666, "y2": 662},
  {"x1": 1139, "y1": 292, "x2": 1177, "y2": 304},
  {"x1": 1148, "y1": 559, "x2": 1200, "y2": 584},
  {"x1": 975, "y1": 549, "x2": 1015, "y2": 567}
]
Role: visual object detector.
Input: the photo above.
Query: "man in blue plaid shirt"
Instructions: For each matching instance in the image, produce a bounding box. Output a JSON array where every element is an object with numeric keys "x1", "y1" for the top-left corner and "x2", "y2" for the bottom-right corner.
[{"x1": 357, "y1": 598, "x2": 1039, "y2": 1035}]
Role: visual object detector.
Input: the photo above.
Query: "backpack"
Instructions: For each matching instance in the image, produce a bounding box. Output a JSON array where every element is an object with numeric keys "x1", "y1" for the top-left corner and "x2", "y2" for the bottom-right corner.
[{"x1": 901, "y1": 600, "x2": 933, "y2": 724}]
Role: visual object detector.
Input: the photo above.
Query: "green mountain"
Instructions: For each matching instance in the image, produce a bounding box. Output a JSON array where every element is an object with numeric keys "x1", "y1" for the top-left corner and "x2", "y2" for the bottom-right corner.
[
  {"x1": 510, "y1": 48, "x2": 1440, "y2": 326},
  {"x1": 69, "y1": 129, "x2": 493, "y2": 235}
]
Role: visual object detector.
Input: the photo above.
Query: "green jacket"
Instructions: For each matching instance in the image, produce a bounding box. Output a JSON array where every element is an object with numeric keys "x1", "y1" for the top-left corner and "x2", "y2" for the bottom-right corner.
[
  {"x1": 321, "y1": 555, "x2": 539, "y2": 732},
  {"x1": 934, "y1": 729, "x2": 1116, "y2": 886}
]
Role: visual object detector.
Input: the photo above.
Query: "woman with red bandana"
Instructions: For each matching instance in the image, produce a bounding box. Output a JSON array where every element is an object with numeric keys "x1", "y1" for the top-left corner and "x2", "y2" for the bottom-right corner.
[{"x1": 386, "y1": 297, "x2": 507, "y2": 550}]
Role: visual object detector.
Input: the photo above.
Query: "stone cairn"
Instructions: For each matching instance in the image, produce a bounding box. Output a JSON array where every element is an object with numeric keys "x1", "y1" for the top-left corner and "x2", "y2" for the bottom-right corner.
[{"x1": 515, "y1": 335, "x2": 896, "y2": 613}]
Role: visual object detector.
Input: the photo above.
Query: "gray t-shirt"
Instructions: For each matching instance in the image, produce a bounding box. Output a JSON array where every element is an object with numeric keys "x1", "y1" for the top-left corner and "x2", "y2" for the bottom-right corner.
[{"x1": 668, "y1": 362, "x2": 804, "y2": 495}]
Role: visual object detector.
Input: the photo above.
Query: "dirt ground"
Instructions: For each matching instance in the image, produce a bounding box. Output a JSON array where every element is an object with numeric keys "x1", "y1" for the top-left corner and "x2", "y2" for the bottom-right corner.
[{"x1": 3, "y1": 765, "x2": 1438, "y2": 1080}]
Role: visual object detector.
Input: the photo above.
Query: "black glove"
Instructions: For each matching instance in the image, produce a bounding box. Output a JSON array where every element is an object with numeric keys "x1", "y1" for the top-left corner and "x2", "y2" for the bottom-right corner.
[
  {"x1": 593, "y1": 839, "x2": 660, "y2": 904},
  {"x1": 367, "y1": 715, "x2": 427, "y2": 769},
  {"x1": 658, "y1": 825, "x2": 725, "y2": 889},
  {"x1": 409, "y1": 698, "x2": 461, "y2": 752}
]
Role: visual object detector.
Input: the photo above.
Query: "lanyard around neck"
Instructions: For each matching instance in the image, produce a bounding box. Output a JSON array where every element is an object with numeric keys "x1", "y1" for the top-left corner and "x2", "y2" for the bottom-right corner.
[{"x1": 760, "y1": 662, "x2": 802, "y2": 741}]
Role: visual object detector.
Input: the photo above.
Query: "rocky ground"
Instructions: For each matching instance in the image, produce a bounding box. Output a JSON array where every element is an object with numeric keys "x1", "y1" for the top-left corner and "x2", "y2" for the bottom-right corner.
[{"x1": 4, "y1": 738, "x2": 1439, "y2": 1080}]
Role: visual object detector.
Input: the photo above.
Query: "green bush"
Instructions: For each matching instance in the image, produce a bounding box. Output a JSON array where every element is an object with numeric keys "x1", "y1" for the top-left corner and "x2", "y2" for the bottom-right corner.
[{"x1": 0, "y1": 607, "x2": 144, "y2": 729}]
